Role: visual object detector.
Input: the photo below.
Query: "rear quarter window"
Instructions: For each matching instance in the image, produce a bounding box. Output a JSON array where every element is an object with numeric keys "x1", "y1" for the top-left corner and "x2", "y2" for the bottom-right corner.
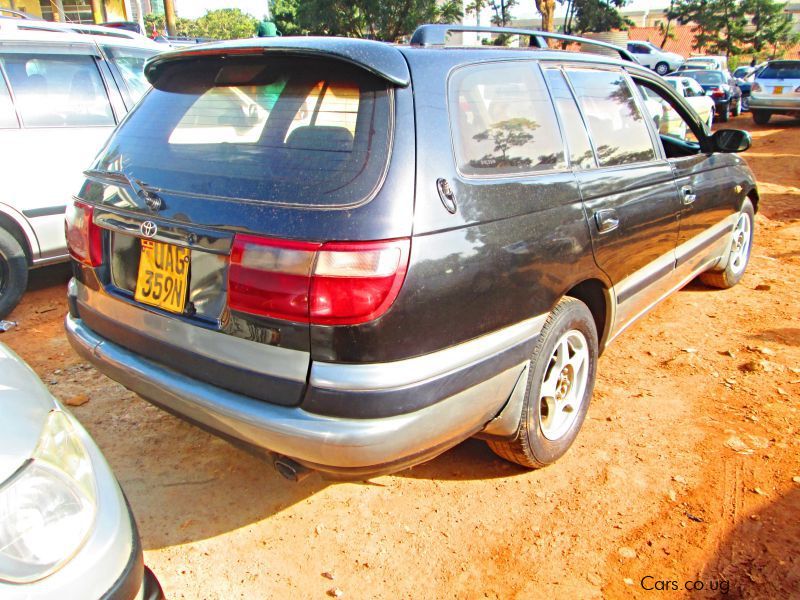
[{"x1": 449, "y1": 61, "x2": 566, "y2": 177}]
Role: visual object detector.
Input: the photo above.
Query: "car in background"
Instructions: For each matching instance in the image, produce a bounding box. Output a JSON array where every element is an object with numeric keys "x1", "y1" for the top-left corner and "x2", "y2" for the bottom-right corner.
[
  {"x1": 0, "y1": 19, "x2": 161, "y2": 318},
  {"x1": 734, "y1": 63, "x2": 766, "y2": 111},
  {"x1": 749, "y1": 59, "x2": 800, "y2": 124},
  {"x1": 664, "y1": 75, "x2": 715, "y2": 127},
  {"x1": 676, "y1": 55, "x2": 728, "y2": 73},
  {"x1": 0, "y1": 343, "x2": 163, "y2": 599},
  {"x1": 626, "y1": 40, "x2": 684, "y2": 75},
  {"x1": 680, "y1": 69, "x2": 742, "y2": 122}
]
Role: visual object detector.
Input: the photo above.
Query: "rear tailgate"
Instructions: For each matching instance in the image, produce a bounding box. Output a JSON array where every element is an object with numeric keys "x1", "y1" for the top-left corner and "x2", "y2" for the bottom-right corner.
[{"x1": 71, "y1": 45, "x2": 411, "y2": 407}]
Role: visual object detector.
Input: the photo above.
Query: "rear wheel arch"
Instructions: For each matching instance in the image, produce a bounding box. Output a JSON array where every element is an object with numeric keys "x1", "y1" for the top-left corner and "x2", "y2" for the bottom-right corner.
[
  {"x1": 0, "y1": 213, "x2": 34, "y2": 266},
  {"x1": 564, "y1": 278, "x2": 611, "y2": 354}
]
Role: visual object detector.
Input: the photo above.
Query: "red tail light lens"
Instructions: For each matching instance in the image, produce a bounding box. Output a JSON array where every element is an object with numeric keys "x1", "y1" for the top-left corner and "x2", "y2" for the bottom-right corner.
[
  {"x1": 710, "y1": 87, "x2": 724, "y2": 98},
  {"x1": 227, "y1": 235, "x2": 410, "y2": 325},
  {"x1": 310, "y1": 240, "x2": 410, "y2": 325},
  {"x1": 65, "y1": 200, "x2": 102, "y2": 267},
  {"x1": 752, "y1": 82, "x2": 762, "y2": 92}
]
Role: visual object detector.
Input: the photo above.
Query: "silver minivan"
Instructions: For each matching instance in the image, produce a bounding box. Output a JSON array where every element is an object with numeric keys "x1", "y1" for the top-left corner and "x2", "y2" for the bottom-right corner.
[{"x1": 0, "y1": 19, "x2": 160, "y2": 317}]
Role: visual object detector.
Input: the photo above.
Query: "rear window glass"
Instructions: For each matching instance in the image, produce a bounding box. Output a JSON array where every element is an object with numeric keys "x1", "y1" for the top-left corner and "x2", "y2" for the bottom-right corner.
[
  {"x1": 565, "y1": 69, "x2": 656, "y2": 167},
  {"x1": 759, "y1": 62, "x2": 800, "y2": 79},
  {"x1": 93, "y1": 56, "x2": 392, "y2": 207},
  {"x1": 449, "y1": 61, "x2": 566, "y2": 176},
  {"x1": 684, "y1": 71, "x2": 724, "y2": 85}
]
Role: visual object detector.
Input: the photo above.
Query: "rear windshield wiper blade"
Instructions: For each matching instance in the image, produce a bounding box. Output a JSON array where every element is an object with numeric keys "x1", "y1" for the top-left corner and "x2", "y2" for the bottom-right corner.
[{"x1": 83, "y1": 168, "x2": 163, "y2": 206}]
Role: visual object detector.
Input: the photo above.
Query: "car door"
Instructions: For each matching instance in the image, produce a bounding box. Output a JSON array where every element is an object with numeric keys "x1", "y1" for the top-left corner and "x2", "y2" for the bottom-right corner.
[
  {"x1": 631, "y1": 76, "x2": 742, "y2": 286},
  {"x1": 560, "y1": 66, "x2": 682, "y2": 338},
  {"x1": 0, "y1": 42, "x2": 121, "y2": 260}
]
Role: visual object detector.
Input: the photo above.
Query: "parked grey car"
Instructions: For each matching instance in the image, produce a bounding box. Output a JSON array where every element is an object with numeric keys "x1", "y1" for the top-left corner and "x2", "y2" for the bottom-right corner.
[
  {"x1": 750, "y1": 59, "x2": 800, "y2": 124},
  {"x1": 65, "y1": 25, "x2": 757, "y2": 481},
  {"x1": 0, "y1": 343, "x2": 162, "y2": 599}
]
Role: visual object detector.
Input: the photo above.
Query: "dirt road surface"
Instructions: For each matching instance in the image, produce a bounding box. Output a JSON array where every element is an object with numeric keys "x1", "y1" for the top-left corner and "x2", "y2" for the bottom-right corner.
[{"x1": 3, "y1": 113, "x2": 799, "y2": 599}]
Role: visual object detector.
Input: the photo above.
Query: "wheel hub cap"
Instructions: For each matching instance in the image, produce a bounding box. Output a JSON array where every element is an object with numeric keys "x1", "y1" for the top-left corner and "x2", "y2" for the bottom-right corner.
[{"x1": 538, "y1": 330, "x2": 590, "y2": 441}]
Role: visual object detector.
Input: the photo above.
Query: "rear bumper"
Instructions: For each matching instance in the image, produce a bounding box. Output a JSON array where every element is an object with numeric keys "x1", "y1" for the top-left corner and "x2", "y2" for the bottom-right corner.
[
  {"x1": 748, "y1": 96, "x2": 800, "y2": 111},
  {"x1": 66, "y1": 312, "x2": 534, "y2": 477}
]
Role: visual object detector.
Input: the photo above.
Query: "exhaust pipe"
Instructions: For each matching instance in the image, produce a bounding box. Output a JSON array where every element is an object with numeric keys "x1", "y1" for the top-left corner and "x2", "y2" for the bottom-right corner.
[{"x1": 272, "y1": 454, "x2": 313, "y2": 483}]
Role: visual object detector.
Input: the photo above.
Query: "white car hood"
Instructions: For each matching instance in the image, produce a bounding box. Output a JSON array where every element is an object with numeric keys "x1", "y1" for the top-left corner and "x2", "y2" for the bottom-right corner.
[{"x1": 0, "y1": 344, "x2": 56, "y2": 483}]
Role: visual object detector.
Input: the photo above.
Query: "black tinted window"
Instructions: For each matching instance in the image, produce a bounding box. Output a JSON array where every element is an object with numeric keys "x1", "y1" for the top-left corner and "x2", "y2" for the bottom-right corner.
[
  {"x1": 449, "y1": 62, "x2": 566, "y2": 176},
  {"x1": 543, "y1": 69, "x2": 594, "y2": 170},
  {"x1": 0, "y1": 53, "x2": 114, "y2": 127},
  {"x1": 566, "y1": 69, "x2": 655, "y2": 167},
  {"x1": 94, "y1": 57, "x2": 392, "y2": 207},
  {"x1": 760, "y1": 62, "x2": 800, "y2": 79},
  {"x1": 0, "y1": 75, "x2": 17, "y2": 128}
]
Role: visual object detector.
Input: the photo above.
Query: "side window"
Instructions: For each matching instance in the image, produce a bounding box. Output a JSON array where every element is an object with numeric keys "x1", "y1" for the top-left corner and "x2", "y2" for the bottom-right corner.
[
  {"x1": 543, "y1": 68, "x2": 595, "y2": 170},
  {"x1": 636, "y1": 81, "x2": 701, "y2": 146},
  {"x1": 102, "y1": 46, "x2": 157, "y2": 105},
  {"x1": 0, "y1": 74, "x2": 18, "y2": 128},
  {"x1": 449, "y1": 62, "x2": 566, "y2": 176},
  {"x1": 565, "y1": 69, "x2": 656, "y2": 167},
  {"x1": 0, "y1": 53, "x2": 114, "y2": 127}
]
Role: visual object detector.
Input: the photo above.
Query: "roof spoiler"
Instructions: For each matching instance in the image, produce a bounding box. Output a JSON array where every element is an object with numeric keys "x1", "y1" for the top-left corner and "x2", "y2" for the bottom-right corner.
[
  {"x1": 144, "y1": 37, "x2": 411, "y2": 87},
  {"x1": 409, "y1": 24, "x2": 637, "y2": 64}
]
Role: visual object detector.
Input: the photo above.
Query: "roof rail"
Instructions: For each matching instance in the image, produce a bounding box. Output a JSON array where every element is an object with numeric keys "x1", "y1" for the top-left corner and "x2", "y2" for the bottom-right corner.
[{"x1": 409, "y1": 24, "x2": 636, "y2": 64}]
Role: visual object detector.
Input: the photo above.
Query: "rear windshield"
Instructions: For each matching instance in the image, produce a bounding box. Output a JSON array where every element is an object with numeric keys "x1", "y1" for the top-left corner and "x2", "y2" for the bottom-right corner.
[
  {"x1": 93, "y1": 56, "x2": 393, "y2": 207},
  {"x1": 759, "y1": 61, "x2": 800, "y2": 79},
  {"x1": 684, "y1": 71, "x2": 724, "y2": 85}
]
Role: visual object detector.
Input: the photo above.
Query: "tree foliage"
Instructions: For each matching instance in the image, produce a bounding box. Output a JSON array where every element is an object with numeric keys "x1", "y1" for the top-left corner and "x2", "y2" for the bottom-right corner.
[
  {"x1": 560, "y1": 0, "x2": 632, "y2": 35},
  {"x1": 145, "y1": 9, "x2": 257, "y2": 40},
  {"x1": 745, "y1": 0, "x2": 799, "y2": 57},
  {"x1": 667, "y1": 0, "x2": 748, "y2": 57},
  {"x1": 271, "y1": 0, "x2": 462, "y2": 42},
  {"x1": 668, "y1": 0, "x2": 798, "y2": 58}
]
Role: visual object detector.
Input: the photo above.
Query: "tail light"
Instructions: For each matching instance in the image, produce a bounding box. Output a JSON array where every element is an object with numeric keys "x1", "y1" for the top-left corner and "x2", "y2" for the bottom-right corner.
[
  {"x1": 752, "y1": 82, "x2": 762, "y2": 92},
  {"x1": 228, "y1": 235, "x2": 410, "y2": 325},
  {"x1": 795, "y1": 85, "x2": 800, "y2": 93},
  {"x1": 710, "y1": 87, "x2": 725, "y2": 98},
  {"x1": 65, "y1": 201, "x2": 102, "y2": 267}
]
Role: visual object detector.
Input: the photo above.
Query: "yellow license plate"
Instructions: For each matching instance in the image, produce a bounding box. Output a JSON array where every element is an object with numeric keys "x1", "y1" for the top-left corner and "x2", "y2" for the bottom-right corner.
[
  {"x1": 774, "y1": 86, "x2": 783, "y2": 94},
  {"x1": 135, "y1": 239, "x2": 190, "y2": 313}
]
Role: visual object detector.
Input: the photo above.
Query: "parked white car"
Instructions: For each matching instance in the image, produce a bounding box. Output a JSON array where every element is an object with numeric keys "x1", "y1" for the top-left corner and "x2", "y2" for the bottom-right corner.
[
  {"x1": 0, "y1": 342, "x2": 163, "y2": 598},
  {"x1": 664, "y1": 75, "x2": 716, "y2": 127},
  {"x1": 0, "y1": 19, "x2": 161, "y2": 318},
  {"x1": 750, "y1": 59, "x2": 800, "y2": 124},
  {"x1": 626, "y1": 40, "x2": 684, "y2": 75},
  {"x1": 676, "y1": 55, "x2": 729, "y2": 73}
]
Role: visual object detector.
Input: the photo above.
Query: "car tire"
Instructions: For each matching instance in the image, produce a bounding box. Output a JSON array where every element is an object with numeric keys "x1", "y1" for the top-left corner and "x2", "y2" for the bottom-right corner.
[
  {"x1": 752, "y1": 110, "x2": 771, "y2": 125},
  {"x1": 0, "y1": 228, "x2": 29, "y2": 319},
  {"x1": 487, "y1": 297, "x2": 598, "y2": 469},
  {"x1": 706, "y1": 111, "x2": 714, "y2": 129},
  {"x1": 732, "y1": 98, "x2": 741, "y2": 117},
  {"x1": 699, "y1": 199, "x2": 754, "y2": 289},
  {"x1": 655, "y1": 61, "x2": 670, "y2": 76},
  {"x1": 719, "y1": 102, "x2": 730, "y2": 123}
]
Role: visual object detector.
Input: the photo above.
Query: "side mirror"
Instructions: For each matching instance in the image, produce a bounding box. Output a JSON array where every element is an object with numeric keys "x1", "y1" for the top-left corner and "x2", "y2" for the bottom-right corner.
[{"x1": 713, "y1": 129, "x2": 751, "y2": 153}]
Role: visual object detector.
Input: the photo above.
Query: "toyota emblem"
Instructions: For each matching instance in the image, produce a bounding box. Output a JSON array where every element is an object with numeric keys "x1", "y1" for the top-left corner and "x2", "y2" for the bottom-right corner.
[{"x1": 140, "y1": 221, "x2": 158, "y2": 238}]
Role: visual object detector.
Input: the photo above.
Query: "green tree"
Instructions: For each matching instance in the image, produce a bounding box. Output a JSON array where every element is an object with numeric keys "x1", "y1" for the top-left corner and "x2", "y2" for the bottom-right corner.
[
  {"x1": 270, "y1": 0, "x2": 309, "y2": 36},
  {"x1": 560, "y1": 0, "x2": 632, "y2": 35},
  {"x1": 488, "y1": 0, "x2": 517, "y2": 27},
  {"x1": 744, "y1": 0, "x2": 799, "y2": 58},
  {"x1": 144, "y1": 13, "x2": 198, "y2": 37},
  {"x1": 194, "y1": 9, "x2": 258, "y2": 40},
  {"x1": 277, "y1": 0, "x2": 462, "y2": 42},
  {"x1": 667, "y1": 0, "x2": 749, "y2": 57}
]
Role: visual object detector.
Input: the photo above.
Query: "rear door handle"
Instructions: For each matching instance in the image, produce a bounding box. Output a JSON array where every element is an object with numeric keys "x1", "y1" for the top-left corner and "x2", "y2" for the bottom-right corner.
[
  {"x1": 594, "y1": 209, "x2": 619, "y2": 233},
  {"x1": 681, "y1": 185, "x2": 697, "y2": 205}
]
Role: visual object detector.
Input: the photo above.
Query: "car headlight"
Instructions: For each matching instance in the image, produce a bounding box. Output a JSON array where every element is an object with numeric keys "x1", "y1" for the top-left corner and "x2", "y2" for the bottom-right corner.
[{"x1": 0, "y1": 411, "x2": 97, "y2": 583}]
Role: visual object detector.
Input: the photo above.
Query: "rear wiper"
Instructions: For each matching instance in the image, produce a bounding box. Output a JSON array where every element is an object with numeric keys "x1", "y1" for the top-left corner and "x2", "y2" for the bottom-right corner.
[{"x1": 83, "y1": 168, "x2": 163, "y2": 208}]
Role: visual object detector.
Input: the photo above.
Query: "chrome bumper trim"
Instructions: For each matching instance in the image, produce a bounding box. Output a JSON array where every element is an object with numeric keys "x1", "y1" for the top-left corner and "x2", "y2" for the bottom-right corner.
[
  {"x1": 310, "y1": 313, "x2": 547, "y2": 392},
  {"x1": 66, "y1": 314, "x2": 523, "y2": 470},
  {"x1": 71, "y1": 280, "x2": 309, "y2": 383}
]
